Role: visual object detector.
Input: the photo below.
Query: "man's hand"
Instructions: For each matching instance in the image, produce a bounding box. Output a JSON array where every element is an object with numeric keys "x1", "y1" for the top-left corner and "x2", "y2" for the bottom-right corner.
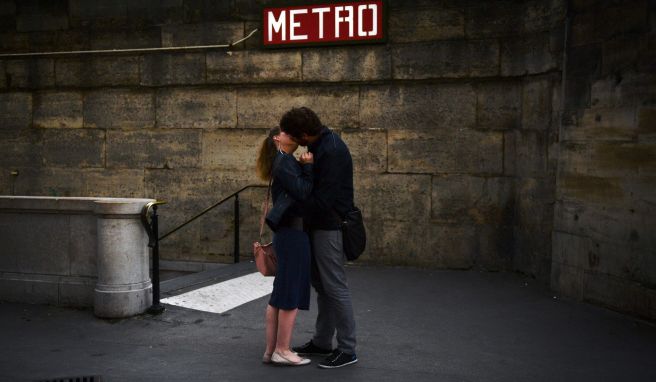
[{"x1": 299, "y1": 152, "x2": 314, "y2": 164}]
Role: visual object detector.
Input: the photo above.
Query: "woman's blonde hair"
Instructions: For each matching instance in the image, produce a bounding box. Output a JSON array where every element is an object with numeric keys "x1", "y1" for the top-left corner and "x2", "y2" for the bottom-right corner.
[{"x1": 256, "y1": 127, "x2": 280, "y2": 181}]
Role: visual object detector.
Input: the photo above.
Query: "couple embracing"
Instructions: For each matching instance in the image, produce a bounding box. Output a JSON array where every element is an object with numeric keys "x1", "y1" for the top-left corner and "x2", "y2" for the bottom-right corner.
[{"x1": 255, "y1": 107, "x2": 358, "y2": 369}]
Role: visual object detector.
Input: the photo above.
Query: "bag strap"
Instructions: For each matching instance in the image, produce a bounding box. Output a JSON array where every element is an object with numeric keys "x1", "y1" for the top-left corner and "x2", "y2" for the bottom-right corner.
[{"x1": 259, "y1": 177, "x2": 273, "y2": 241}]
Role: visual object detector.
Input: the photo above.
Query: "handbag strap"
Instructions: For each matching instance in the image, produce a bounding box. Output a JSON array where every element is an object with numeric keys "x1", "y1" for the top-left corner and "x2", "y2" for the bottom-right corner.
[{"x1": 259, "y1": 177, "x2": 273, "y2": 241}]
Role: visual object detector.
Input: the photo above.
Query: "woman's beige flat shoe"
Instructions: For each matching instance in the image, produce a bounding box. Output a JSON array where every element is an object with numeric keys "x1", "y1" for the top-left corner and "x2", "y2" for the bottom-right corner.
[{"x1": 271, "y1": 351, "x2": 311, "y2": 366}]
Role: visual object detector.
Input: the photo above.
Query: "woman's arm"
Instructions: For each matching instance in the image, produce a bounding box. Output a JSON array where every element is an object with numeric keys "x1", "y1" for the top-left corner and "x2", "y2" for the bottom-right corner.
[{"x1": 273, "y1": 153, "x2": 313, "y2": 201}]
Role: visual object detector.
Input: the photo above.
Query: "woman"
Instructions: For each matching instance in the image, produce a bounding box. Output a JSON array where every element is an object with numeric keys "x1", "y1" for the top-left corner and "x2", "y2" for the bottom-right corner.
[{"x1": 256, "y1": 126, "x2": 314, "y2": 366}]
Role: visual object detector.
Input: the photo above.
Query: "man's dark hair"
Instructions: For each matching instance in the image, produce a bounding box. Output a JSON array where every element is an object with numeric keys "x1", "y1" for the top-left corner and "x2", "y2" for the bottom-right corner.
[{"x1": 279, "y1": 107, "x2": 323, "y2": 139}]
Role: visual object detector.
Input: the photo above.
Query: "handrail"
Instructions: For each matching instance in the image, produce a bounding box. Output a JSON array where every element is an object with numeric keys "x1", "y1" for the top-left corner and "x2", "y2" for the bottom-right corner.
[{"x1": 158, "y1": 184, "x2": 268, "y2": 241}]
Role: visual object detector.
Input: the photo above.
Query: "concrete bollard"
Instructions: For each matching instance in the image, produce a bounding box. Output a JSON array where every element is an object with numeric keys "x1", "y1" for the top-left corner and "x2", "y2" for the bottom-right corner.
[{"x1": 93, "y1": 199, "x2": 154, "y2": 318}]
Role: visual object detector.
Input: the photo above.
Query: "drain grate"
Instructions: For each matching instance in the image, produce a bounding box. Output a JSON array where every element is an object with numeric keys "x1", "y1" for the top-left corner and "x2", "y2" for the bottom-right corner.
[{"x1": 37, "y1": 376, "x2": 102, "y2": 382}]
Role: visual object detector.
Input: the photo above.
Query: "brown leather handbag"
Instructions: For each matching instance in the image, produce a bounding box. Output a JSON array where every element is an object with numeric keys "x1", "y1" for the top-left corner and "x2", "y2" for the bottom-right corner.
[{"x1": 253, "y1": 179, "x2": 277, "y2": 276}]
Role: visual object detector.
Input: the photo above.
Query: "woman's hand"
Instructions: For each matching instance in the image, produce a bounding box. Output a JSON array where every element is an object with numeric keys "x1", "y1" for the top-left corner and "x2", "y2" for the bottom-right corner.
[{"x1": 299, "y1": 152, "x2": 314, "y2": 164}]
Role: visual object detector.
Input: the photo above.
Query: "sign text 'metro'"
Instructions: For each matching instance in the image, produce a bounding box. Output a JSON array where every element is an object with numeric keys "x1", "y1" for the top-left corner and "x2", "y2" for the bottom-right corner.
[{"x1": 263, "y1": 1, "x2": 385, "y2": 47}]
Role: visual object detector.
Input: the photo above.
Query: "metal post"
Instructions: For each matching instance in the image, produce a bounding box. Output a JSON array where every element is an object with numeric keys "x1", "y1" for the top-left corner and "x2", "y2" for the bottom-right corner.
[
  {"x1": 148, "y1": 205, "x2": 165, "y2": 315},
  {"x1": 234, "y1": 194, "x2": 240, "y2": 263}
]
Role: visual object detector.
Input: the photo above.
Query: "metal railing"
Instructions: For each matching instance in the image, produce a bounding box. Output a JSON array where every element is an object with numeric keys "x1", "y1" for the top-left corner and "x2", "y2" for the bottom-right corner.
[{"x1": 140, "y1": 184, "x2": 268, "y2": 314}]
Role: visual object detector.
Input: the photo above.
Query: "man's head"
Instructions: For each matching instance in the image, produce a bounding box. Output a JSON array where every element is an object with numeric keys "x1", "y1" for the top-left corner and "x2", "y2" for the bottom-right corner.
[{"x1": 279, "y1": 107, "x2": 323, "y2": 146}]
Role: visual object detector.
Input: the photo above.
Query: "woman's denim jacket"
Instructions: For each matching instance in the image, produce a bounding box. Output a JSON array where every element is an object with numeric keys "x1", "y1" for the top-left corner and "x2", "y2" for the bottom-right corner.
[{"x1": 265, "y1": 151, "x2": 313, "y2": 231}]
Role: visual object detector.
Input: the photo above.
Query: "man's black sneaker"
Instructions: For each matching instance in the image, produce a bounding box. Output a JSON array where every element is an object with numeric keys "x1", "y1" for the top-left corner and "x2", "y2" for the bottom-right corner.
[
  {"x1": 292, "y1": 340, "x2": 333, "y2": 356},
  {"x1": 318, "y1": 350, "x2": 358, "y2": 369}
]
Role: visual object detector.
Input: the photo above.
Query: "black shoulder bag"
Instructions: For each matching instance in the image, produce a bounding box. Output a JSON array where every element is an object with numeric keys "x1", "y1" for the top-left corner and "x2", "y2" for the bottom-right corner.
[{"x1": 333, "y1": 206, "x2": 367, "y2": 261}]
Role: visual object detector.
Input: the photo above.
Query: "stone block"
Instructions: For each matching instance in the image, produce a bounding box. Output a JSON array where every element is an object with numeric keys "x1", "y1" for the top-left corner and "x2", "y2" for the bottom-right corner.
[
  {"x1": 0, "y1": 275, "x2": 60, "y2": 305},
  {"x1": 353, "y1": 173, "x2": 431, "y2": 221},
  {"x1": 602, "y1": 35, "x2": 641, "y2": 77},
  {"x1": 561, "y1": 107, "x2": 637, "y2": 142},
  {"x1": 360, "y1": 84, "x2": 476, "y2": 130},
  {"x1": 33, "y1": 91, "x2": 84, "y2": 128},
  {"x1": 591, "y1": 72, "x2": 656, "y2": 108},
  {"x1": 0, "y1": 60, "x2": 5, "y2": 88},
  {"x1": 5, "y1": 59, "x2": 55, "y2": 88},
  {"x1": 0, "y1": 130, "x2": 43, "y2": 167},
  {"x1": 69, "y1": 0, "x2": 129, "y2": 28},
  {"x1": 84, "y1": 89, "x2": 155, "y2": 129},
  {"x1": 550, "y1": 261, "x2": 584, "y2": 300},
  {"x1": 157, "y1": 88, "x2": 236, "y2": 129},
  {"x1": 341, "y1": 129, "x2": 387, "y2": 173},
  {"x1": 389, "y1": 6, "x2": 464, "y2": 43},
  {"x1": 504, "y1": 130, "x2": 548, "y2": 177},
  {"x1": 427, "y1": 224, "x2": 478, "y2": 269},
  {"x1": 0, "y1": 31, "x2": 28, "y2": 52},
  {"x1": 237, "y1": 86, "x2": 359, "y2": 129},
  {"x1": 201, "y1": 129, "x2": 268, "y2": 171},
  {"x1": 570, "y1": 12, "x2": 598, "y2": 47},
  {"x1": 465, "y1": 1, "x2": 521, "y2": 38},
  {"x1": 69, "y1": 214, "x2": 97, "y2": 277},
  {"x1": 363, "y1": 220, "x2": 429, "y2": 266},
  {"x1": 392, "y1": 40, "x2": 499, "y2": 79},
  {"x1": 556, "y1": 172, "x2": 626, "y2": 205},
  {"x1": 523, "y1": 0, "x2": 566, "y2": 33},
  {"x1": 207, "y1": 50, "x2": 301, "y2": 83},
  {"x1": 0, "y1": 213, "x2": 70, "y2": 274},
  {"x1": 243, "y1": 21, "x2": 262, "y2": 49},
  {"x1": 522, "y1": 76, "x2": 553, "y2": 130},
  {"x1": 42, "y1": 129, "x2": 105, "y2": 168},
  {"x1": 0, "y1": 92, "x2": 32, "y2": 132},
  {"x1": 55, "y1": 56, "x2": 140, "y2": 87},
  {"x1": 106, "y1": 129, "x2": 201, "y2": 169},
  {"x1": 15, "y1": 0, "x2": 68, "y2": 32},
  {"x1": 476, "y1": 81, "x2": 521, "y2": 130},
  {"x1": 432, "y1": 175, "x2": 514, "y2": 225},
  {"x1": 500, "y1": 33, "x2": 558, "y2": 76},
  {"x1": 59, "y1": 277, "x2": 95, "y2": 307},
  {"x1": 388, "y1": 129, "x2": 503, "y2": 174},
  {"x1": 638, "y1": 107, "x2": 656, "y2": 139},
  {"x1": 141, "y1": 53, "x2": 206, "y2": 86},
  {"x1": 161, "y1": 21, "x2": 243, "y2": 47},
  {"x1": 594, "y1": 1, "x2": 650, "y2": 41},
  {"x1": 11, "y1": 168, "x2": 145, "y2": 197},
  {"x1": 127, "y1": 1, "x2": 184, "y2": 26},
  {"x1": 302, "y1": 46, "x2": 390, "y2": 82},
  {"x1": 89, "y1": 27, "x2": 162, "y2": 50},
  {"x1": 0, "y1": 1, "x2": 15, "y2": 32}
]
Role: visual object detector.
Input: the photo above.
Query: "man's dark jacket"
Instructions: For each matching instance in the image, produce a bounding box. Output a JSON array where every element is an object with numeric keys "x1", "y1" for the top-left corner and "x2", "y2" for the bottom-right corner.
[{"x1": 304, "y1": 126, "x2": 354, "y2": 230}]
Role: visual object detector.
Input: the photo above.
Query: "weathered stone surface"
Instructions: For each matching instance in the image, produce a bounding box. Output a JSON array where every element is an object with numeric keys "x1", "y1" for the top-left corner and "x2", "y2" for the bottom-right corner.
[
  {"x1": 0, "y1": 92, "x2": 32, "y2": 133},
  {"x1": 69, "y1": 214, "x2": 97, "y2": 276},
  {"x1": 127, "y1": 1, "x2": 184, "y2": 26},
  {"x1": 353, "y1": 173, "x2": 431, "y2": 221},
  {"x1": 237, "y1": 86, "x2": 359, "y2": 129},
  {"x1": 389, "y1": 6, "x2": 464, "y2": 43},
  {"x1": 161, "y1": 21, "x2": 243, "y2": 47},
  {"x1": 522, "y1": 76, "x2": 554, "y2": 130},
  {"x1": 0, "y1": 60, "x2": 6, "y2": 88},
  {"x1": 559, "y1": 141, "x2": 656, "y2": 177},
  {"x1": 392, "y1": 40, "x2": 499, "y2": 79},
  {"x1": 15, "y1": 0, "x2": 68, "y2": 32},
  {"x1": 550, "y1": 261, "x2": 584, "y2": 299},
  {"x1": 432, "y1": 175, "x2": 513, "y2": 225},
  {"x1": 88, "y1": 26, "x2": 161, "y2": 50},
  {"x1": 427, "y1": 224, "x2": 477, "y2": 269},
  {"x1": 581, "y1": 268, "x2": 656, "y2": 320},
  {"x1": 43, "y1": 129, "x2": 105, "y2": 168},
  {"x1": 0, "y1": 0, "x2": 15, "y2": 32},
  {"x1": 388, "y1": 129, "x2": 504, "y2": 174},
  {"x1": 157, "y1": 88, "x2": 236, "y2": 128},
  {"x1": 466, "y1": 0, "x2": 564, "y2": 38},
  {"x1": 360, "y1": 84, "x2": 476, "y2": 130},
  {"x1": 84, "y1": 89, "x2": 155, "y2": 129},
  {"x1": 11, "y1": 168, "x2": 145, "y2": 197},
  {"x1": 638, "y1": 107, "x2": 656, "y2": 139},
  {"x1": 561, "y1": 107, "x2": 637, "y2": 142},
  {"x1": 476, "y1": 81, "x2": 521, "y2": 130},
  {"x1": 501, "y1": 33, "x2": 558, "y2": 76},
  {"x1": 591, "y1": 72, "x2": 656, "y2": 108},
  {"x1": 106, "y1": 129, "x2": 201, "y2": 169},
  {"x1": 504, "y1": 130, "x2": 548, "y2": 177},
  {"x1": 182, "y1": 2, "x2": 236, "y2": 23},
  {"x1": 341, "y1": 129, "x2": 387, "y2": 173},
  {"x1": 5, "y1": 59, "x2": 55, "y2": 88},
  {"x1": 0, "y1": 130, "x2": 43, "y2": 167},
  {"x1": 302, "y1": 46, "x2": 390, "y2": 82},
  {"x1": 33, "y1": 91, "x2": 83, "y2": 128},
  {"x1": 55, "y1": 56, "x2": 141, "y2": 87},
  {"x1": 201, "y1": 129, "x2": 267, "y2": 171},
  {"x1": 594, "y1": 0, "x2": 650, "y2": 41},
  {"x1": 602, "y1": 35, "x2": 642, "y2": 77},
  {"x1": 207, "y1": 50, "x2": 301, "y2": 83},
  {"x1": 68, "y1": 0, "x2": 129, "y2": 28},
  {"x1": 141, "y1": 53, "x2": 206, "y2": 86}
]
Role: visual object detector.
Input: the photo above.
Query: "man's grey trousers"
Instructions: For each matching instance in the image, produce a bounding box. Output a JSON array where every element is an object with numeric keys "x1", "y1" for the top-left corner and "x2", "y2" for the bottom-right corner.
[{"x1": 310, "y1": 229, "x2": 357, "y2": 354}]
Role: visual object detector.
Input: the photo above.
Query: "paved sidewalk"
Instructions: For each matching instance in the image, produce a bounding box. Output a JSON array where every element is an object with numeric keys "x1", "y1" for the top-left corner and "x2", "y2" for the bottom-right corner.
[{"x1": 1, "y1": 265, "x2": 655, "y2": 382}]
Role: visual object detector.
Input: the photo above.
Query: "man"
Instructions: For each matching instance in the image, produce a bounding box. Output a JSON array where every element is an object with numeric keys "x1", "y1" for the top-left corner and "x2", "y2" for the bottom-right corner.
[{"x1": 279, "y1": 107, "x2": 358, "y2": 369}]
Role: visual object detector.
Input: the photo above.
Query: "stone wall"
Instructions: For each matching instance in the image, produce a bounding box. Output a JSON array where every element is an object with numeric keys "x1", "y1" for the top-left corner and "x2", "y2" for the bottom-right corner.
[
  {"x1": 553, "y1": 0, "x2": 656, "y2": 319},
  {"x1": 0, "y1": 1, "x2": 564, "y2": 279}
]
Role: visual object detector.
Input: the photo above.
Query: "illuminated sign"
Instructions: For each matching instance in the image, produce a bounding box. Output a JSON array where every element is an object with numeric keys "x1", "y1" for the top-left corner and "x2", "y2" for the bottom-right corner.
[{"x1": 263, "y1": 1, "x2": 386, "y2": 47}]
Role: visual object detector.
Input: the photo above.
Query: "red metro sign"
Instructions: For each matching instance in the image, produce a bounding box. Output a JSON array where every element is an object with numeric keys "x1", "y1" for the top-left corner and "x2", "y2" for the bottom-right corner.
[{"x1": 263, "y1": 1, "x2": 386, "y2": 47}]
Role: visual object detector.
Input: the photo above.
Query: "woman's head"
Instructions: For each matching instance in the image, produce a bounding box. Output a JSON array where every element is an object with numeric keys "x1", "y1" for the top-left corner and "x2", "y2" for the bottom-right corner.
[{"x1": 256, "y1": 127, "x2": 300, "y2": 181}]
